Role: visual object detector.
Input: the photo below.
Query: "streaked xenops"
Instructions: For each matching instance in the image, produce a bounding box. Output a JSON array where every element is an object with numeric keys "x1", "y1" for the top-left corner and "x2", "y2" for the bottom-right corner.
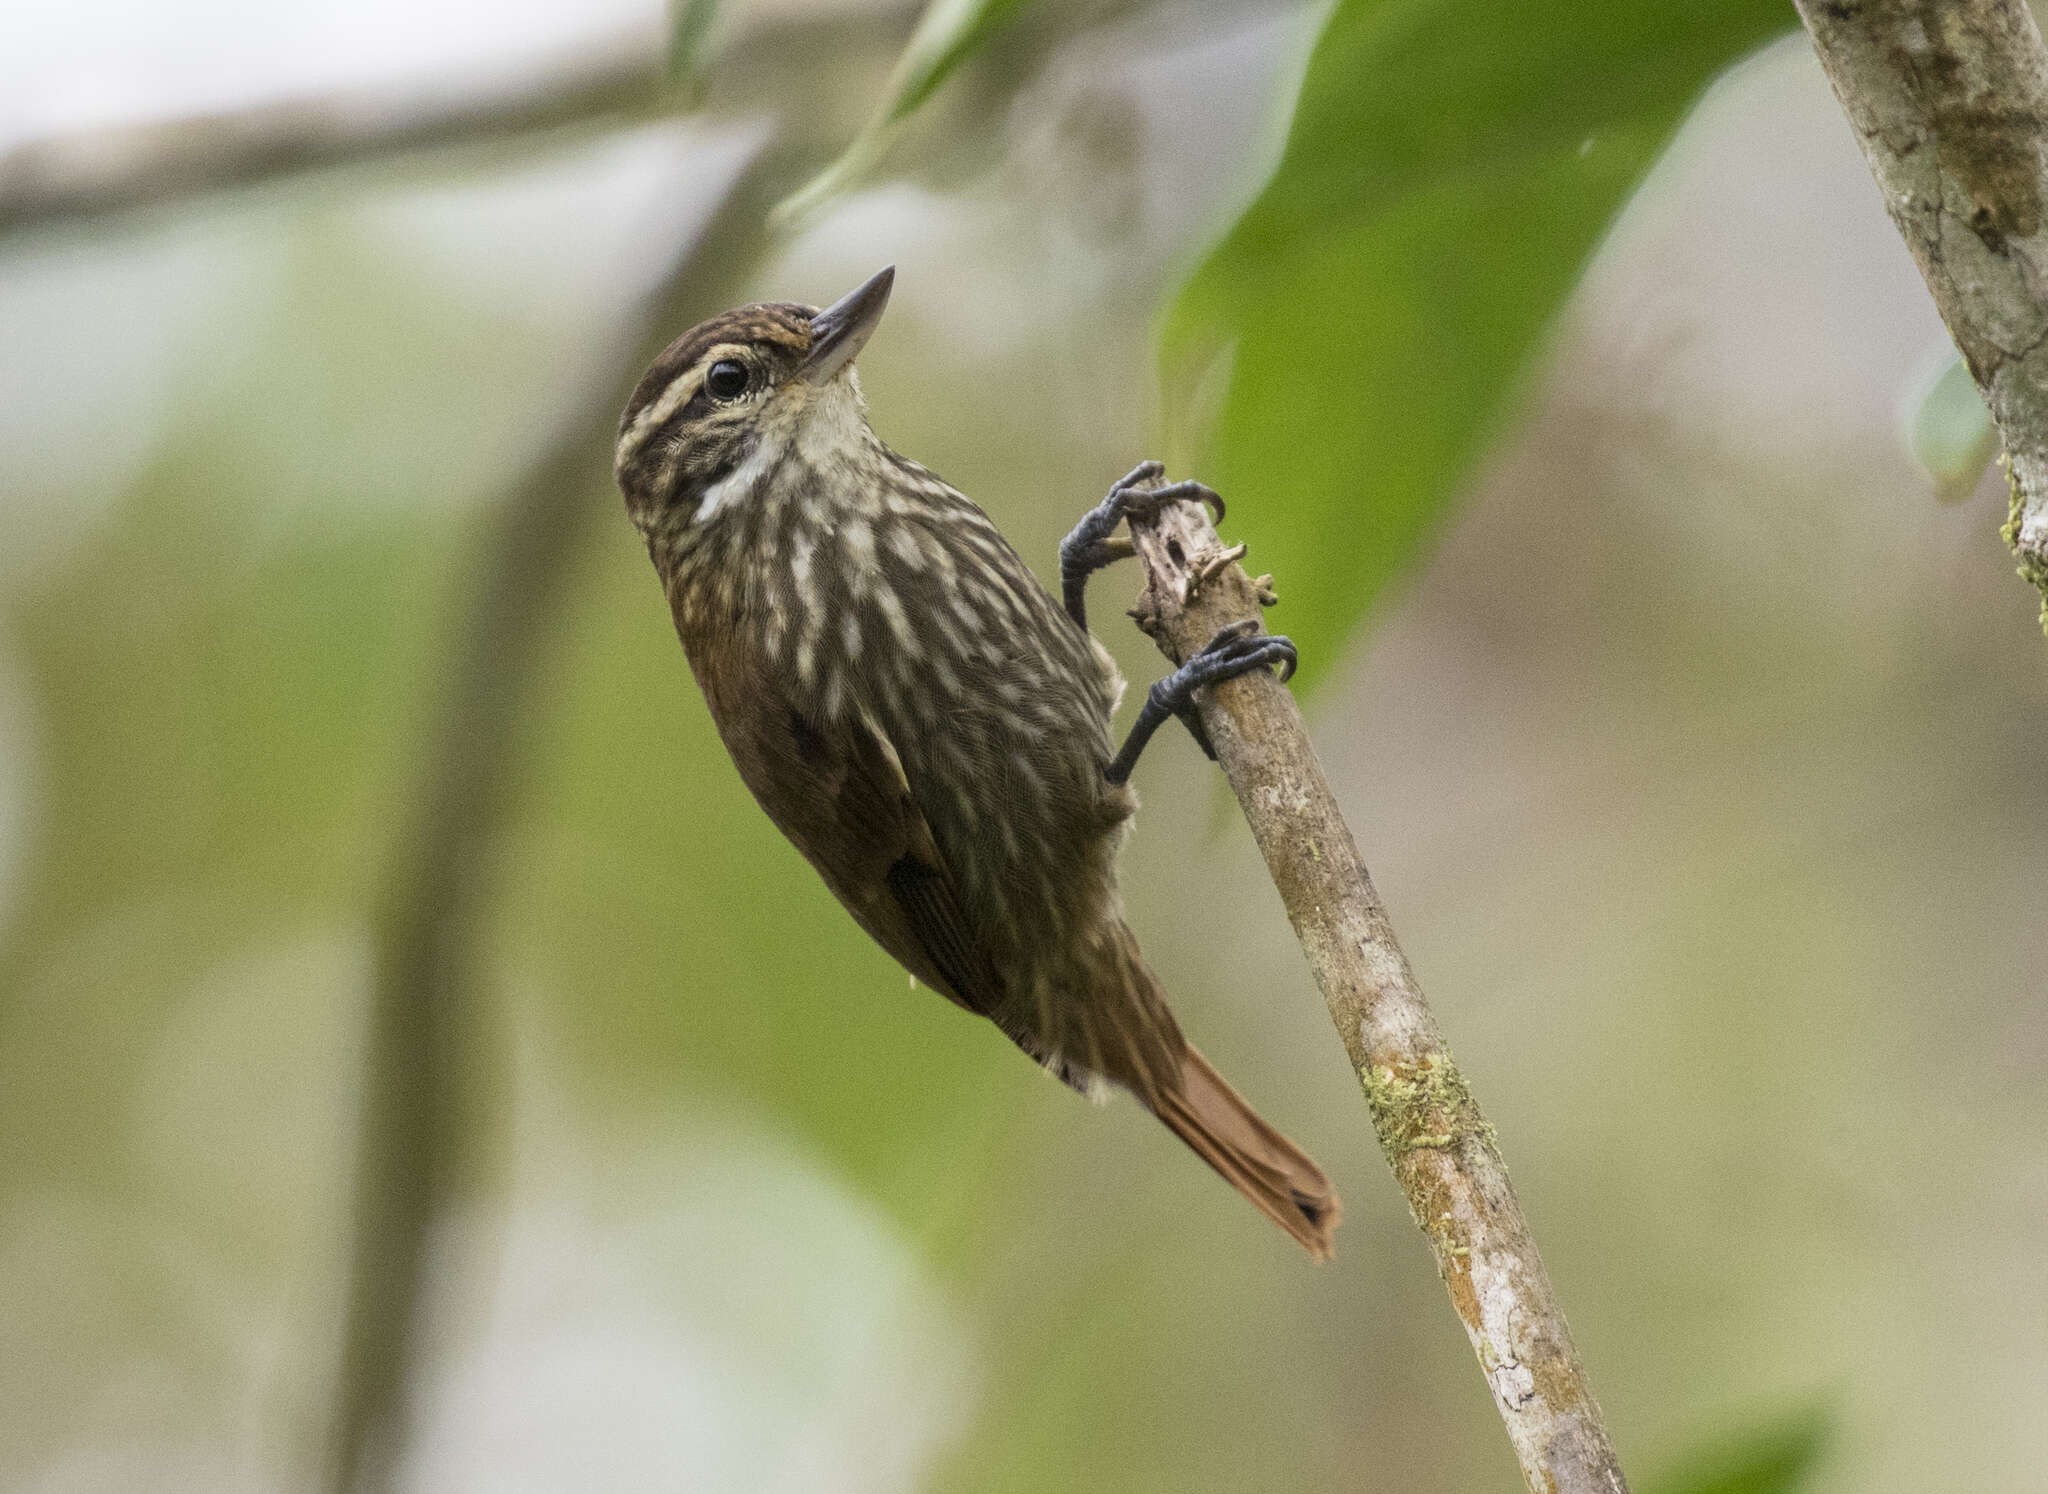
[{"x1": 614, "y1": 268, "x2": 1338, "y2": 1256}]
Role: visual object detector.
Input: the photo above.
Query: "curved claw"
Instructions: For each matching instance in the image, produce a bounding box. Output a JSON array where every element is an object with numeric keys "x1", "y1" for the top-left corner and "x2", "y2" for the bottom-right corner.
[
  {"x1": 1142, "y1": 478, "x2": 1226, "y2": 525},
  {"x1": 1189, "y1": 622, "x2": 1296, "y2": 681}
]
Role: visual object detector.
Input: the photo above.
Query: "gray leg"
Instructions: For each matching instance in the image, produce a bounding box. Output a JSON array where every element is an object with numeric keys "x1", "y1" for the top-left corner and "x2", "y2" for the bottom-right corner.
[
  {"x1": 1058, "y1": 464, "x2": 1224, "y2": 631},
  {"x1": 1105, "y1": 621, "x2": 1296, "y2": 785}
]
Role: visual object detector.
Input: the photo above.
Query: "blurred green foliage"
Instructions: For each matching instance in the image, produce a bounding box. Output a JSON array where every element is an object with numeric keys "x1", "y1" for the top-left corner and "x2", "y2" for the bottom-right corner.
[
  {"x1": 1162, "y1": 0, "x2": 1793, "y2": 688},
  {"x1": 1646, "y1": 1405, "x2": 1832, "y2": 1494},
  {"x1": 10, "y1": 2, "x2": 2048, "y2": 1490}
]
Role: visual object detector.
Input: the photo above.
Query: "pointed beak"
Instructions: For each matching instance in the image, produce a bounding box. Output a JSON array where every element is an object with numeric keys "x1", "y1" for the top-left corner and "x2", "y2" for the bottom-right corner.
[{"x1": 802, "y1": 265, "x2": 894, "y2": 382}]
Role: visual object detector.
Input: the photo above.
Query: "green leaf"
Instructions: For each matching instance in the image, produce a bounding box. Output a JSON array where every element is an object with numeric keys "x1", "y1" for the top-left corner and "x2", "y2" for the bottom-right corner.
[
  {"x1": 887, "y1": 0, "x2": 1030, "y2": 122},
  {"x1": 1644, "y1": 1404, "x2": 1833, "y2": 1494},
  {"x1": 774, "y1": 0, "x2": 1030, "y2": 224},
  {"x1": 1906, "y1": 347, "x2": 1999, "y2": 504},
  {"x1": 1161, "y1": 0, "x2": 1794, "y2": 688}
]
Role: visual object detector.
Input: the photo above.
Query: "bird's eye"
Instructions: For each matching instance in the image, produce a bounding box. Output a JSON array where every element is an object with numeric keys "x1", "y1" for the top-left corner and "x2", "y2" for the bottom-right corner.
[{"x1": 705, "y1": 360, "x2": 750, "y2": 401}]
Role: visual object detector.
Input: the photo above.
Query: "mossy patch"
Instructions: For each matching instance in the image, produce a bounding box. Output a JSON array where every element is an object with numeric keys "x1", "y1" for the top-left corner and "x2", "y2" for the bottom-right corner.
[
  {"x1": 1359, "y1": 1051, "x2": 1493, "y2": 1159},
  {"x1": 2000, "y1": 458, "x2": 2048, "y2": 632}
]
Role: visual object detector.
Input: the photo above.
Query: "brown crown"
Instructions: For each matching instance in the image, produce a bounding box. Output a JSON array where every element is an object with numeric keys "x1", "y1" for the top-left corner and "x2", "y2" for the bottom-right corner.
[{"x1": 619, "y1": 301, "x2": 817, "y2": 434}]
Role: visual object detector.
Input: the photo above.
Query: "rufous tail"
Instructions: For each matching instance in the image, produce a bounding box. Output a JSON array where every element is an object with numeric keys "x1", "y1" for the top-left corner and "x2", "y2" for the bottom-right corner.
[{"x1": 1153, "y1": 1044, "x2": 1341, "y2": 1261}]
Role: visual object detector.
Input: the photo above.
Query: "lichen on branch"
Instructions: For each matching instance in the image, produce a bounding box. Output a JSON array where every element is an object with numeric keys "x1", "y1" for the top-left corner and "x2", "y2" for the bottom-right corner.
[{"x1": 1122, "y1": 484, "x2": 1628, "y2": 1494}]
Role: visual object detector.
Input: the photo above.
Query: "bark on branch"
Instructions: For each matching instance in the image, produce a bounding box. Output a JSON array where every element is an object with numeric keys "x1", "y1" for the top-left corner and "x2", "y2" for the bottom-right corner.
[
  {"x1": 1123, "y1": 493, "x2": 1627, "y2": 1494},
  {"x1": 1795, "y1": 0, "x2": 2048, "y2": 622}
]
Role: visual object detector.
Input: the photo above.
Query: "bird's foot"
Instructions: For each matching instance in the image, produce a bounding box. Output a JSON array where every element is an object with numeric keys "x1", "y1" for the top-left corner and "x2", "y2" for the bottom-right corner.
[
  {"x1": 1059, "y1": 462, "x2": 1225, "y2": 631},
  {"x1": 1105, "y1": 620, "x2": 1297, "y2": 783}
]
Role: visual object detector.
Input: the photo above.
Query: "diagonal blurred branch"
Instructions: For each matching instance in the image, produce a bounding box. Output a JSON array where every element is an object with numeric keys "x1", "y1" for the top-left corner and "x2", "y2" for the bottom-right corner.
[
  {"x1": 1123, "y1": 490, "x2": 1629, "y2": 1494},
  {"x1": 1794, "y1": 0, "x2": 2048, "y2": 627},
  {"x1": 0, "y1": 6, "x2": 915, "y2": 236},
  {"x1": 325, "y1": 16, "x2": 916, "y2": 1490},
  {"x1": 331, "y1": 135, "x2": 791, "y2": 1492}
]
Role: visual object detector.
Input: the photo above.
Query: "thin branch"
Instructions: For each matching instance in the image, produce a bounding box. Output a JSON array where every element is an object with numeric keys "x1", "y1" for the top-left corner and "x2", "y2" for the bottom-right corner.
[
  {"x1": 1794, "y1": 0, "x2": 2048, "y2": 624},
  {"x1": 0, "y1": 6, "x2": 916, "y2": 236},
  {"x1": 1122, "y1": 491, "x2": 1628, "y2": 1494},
  {"x1": 0, "y1": 42, "x2": 667, "y2": 235}
]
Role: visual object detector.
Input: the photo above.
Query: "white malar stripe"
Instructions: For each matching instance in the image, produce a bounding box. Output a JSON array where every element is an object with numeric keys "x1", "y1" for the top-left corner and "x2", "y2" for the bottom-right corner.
[{"x1": 697, "y1": 436, "x2": 782, "y2": 522}]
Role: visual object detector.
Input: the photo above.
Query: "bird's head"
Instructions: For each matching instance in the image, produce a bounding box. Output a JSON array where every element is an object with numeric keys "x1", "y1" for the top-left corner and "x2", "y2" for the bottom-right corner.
[{"x1": 614, "y1": 265, "x2": 894, "y2": 535}]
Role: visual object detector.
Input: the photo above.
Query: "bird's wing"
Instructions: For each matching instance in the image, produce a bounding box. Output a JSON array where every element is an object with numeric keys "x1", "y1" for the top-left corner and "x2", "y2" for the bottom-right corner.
[{"x1": 702, "y1": 662, "x2": 1000, "y2": 1015}]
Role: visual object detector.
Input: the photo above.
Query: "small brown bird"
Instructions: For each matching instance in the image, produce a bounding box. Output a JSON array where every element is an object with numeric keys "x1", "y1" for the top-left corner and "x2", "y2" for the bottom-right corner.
[{"x1": 614, "y1": 266, "x2": 1339, "y2": 1257}]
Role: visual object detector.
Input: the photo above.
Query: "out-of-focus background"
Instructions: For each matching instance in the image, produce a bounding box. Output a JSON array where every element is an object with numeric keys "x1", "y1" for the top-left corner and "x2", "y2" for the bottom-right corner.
[{"x1": 2, "y1": 0, "x2": 2044, "y2": 1490}]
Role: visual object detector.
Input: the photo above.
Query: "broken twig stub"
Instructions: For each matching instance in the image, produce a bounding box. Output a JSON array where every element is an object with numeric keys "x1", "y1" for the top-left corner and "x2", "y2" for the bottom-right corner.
[{"x1": 1123, "y1": 483, "x2": 1627, "y2": 1494}]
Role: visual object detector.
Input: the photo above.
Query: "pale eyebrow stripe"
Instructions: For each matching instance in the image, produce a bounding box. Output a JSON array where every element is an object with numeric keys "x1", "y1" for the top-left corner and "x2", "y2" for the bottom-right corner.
[
  {"x1": 616, "y1": 341, "x2": 751, "y2": 460},
  {"x1": 618, "y1": 369, "x2": 703, "y2": 461}
]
